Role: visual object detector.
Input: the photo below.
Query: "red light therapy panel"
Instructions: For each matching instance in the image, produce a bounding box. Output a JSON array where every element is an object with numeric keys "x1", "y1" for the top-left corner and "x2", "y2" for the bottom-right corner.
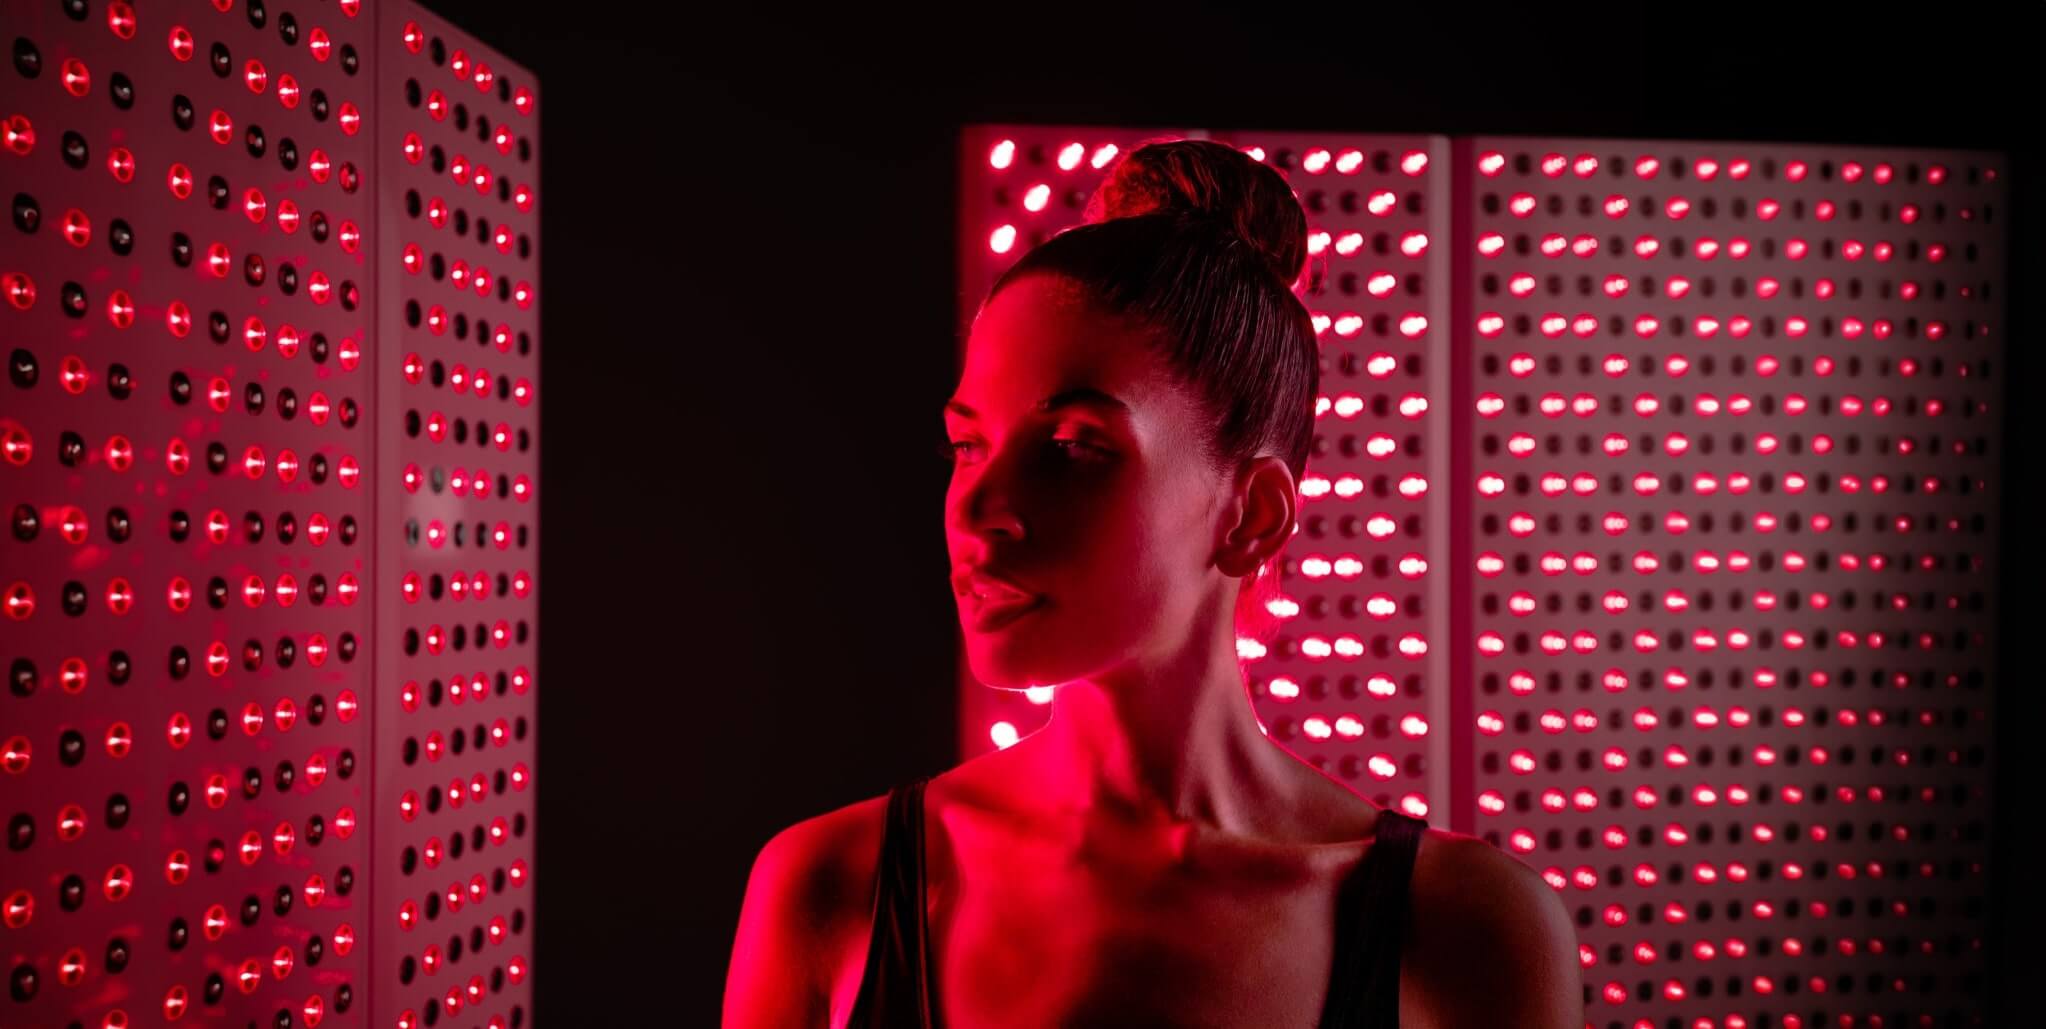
[
  {"x1": 0, "y1": 3, "x2": 539, "y2": 1028},
  {"x1": 961, "y1": 127, "x2": 2006, "y2": 1023},
  {"x1": 1455, "y1": 138, "x2": 2002, "y2": 1025},
  {"x1": 957, "y1": 125, "x2": 1457, "y2": 821},
  {"x1": 373, "y1": 5, "x2": 539, "y2": 1029}
]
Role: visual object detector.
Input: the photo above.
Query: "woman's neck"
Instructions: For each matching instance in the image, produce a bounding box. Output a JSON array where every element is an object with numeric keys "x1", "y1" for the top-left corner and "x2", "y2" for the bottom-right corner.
[{"x1": 1027, "y1": 614, "x2": 1308, "y2": 842}]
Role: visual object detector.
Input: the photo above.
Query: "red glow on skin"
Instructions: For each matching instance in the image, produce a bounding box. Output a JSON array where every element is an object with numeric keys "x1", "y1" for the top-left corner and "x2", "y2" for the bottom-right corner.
[{"x1": 944, "y1": 274, "x2": 1279, "y2": 697}]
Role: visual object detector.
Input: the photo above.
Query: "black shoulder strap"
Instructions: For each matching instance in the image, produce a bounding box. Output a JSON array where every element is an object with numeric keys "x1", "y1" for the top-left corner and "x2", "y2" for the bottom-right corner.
[
  {"x1": 1318, "y1": 809, "x2": 1429, "y2": 1029},
  {"x1": 844, "y1": 776, "x2": 937, "y2": 1028}
]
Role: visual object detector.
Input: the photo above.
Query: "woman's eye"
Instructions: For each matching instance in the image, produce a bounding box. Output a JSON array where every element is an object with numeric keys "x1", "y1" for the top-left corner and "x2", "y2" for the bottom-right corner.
[{"x1": 937, "y1": 438, "x2": 1104, "y2": 464}]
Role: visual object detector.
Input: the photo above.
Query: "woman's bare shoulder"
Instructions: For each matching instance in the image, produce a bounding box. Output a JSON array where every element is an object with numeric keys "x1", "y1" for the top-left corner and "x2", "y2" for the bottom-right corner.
[
  {"x1": 1402, "y1": 827, "x2": 1584, "y2": 1026},
  {"x1": 726, "y1": 787, "x2": 903, "y2": 1027},
  {"x1": 765, "y1": 788, "x2": 898, "y2": 925},
  {"x1": 781, "y1": 777, "x2": 966, "y2": 1028}
]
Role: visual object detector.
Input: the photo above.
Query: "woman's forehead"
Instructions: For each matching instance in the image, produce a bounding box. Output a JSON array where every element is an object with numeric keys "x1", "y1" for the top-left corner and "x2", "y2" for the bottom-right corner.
[{"x1": 959, "y1": 278, "x2": 1171, "y2": 412}]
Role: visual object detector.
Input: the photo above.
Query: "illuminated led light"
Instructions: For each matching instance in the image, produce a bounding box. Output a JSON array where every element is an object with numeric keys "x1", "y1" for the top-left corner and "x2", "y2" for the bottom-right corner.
[
  {"x1": 1022, "y1": 184, "x2": 1050, "y2": 212},
  {"x1": 1477, "y1": 151, "x2": 1506, "y2": 176},
  {"x1": 1399, "y1": 150, "x2": 1427, "y2": 175},
  {"x1": 1057, "y1": 142, "x2": 1085, "y2": 170},
  {"x1": 1303, "y1": 148, "x2": 1332, "y2": 174},
  {"x1": 988, "y1": 224, "x2": 1017, "y2": 254},
  {"x1": 1335, "y1": 148, "x2": 1364, "y2": 174},
  {"x1": 102, "y1": 863, "x2": 136, "y2": 900},
  {"x1": 58, "y1": 57, "x2": 94, "y2": 97}
]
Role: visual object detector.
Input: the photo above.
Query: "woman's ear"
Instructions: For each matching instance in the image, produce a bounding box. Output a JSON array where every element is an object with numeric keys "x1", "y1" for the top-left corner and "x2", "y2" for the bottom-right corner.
[{"x1": 1215, "y1": 455, "x2": 1296, "y2": 579}]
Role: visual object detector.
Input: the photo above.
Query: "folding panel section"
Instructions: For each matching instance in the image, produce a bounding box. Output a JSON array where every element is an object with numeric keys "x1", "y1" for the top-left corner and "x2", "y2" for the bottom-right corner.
[
  {"x1": 372, "y1": 5, "x2": 540, "y2": 1028},
  {"x1": 1455, "y1": 137, "x2": 2004, "y2": 1025},
  {"x1": 1, "y1": 3, "x2": 540, "y2": 1027}
]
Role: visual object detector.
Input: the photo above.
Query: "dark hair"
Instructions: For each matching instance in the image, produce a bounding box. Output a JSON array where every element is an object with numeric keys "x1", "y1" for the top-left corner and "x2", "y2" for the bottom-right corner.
[{"x1": 980, "y1": 138, "x2": 1319, "y2": 647}]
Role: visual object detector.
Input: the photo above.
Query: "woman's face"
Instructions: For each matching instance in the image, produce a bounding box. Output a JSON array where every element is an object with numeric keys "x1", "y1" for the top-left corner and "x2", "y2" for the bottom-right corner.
[{"x1": 943, "y1": 274, "x2": 1237, "y2": 690}]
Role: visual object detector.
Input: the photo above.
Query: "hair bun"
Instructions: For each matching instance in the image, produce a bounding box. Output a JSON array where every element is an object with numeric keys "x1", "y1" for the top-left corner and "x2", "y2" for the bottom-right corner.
[{"x1": 1085, "y1": 138, "x2": 1308, "y2": 289}]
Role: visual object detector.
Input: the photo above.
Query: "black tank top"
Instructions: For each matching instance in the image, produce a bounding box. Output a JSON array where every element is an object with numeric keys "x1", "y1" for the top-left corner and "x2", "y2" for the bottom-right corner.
[{"x1": 843, "y1": 775, "x2": 1430, "y2": 1028}]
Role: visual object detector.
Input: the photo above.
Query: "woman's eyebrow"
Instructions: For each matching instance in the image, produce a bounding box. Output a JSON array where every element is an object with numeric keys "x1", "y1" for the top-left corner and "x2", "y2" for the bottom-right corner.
[{"x1": 944, "y1": 387, "x2": 1131, "y2": 421}]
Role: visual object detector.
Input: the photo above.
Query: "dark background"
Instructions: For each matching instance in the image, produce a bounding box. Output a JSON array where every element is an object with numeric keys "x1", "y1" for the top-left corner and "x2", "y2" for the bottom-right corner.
[{"x1": 411, "y1": 5, "x2": 2041, "y2": 1023}]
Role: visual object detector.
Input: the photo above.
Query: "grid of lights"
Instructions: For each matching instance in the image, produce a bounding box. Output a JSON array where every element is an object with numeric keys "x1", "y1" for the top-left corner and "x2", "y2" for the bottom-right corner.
[
  {"x1": 379, "y1": 7, "x2": 541, "y2": 1029},
  {"x1": 0, "y1": 4, "x2": 539, "y2": 1028},
  {"x1": 1461, "y1": 137, "x2": 2000, "y2": 1024},
  {"x1": 959, "y1": 126, "x2": 2004, "y2": 1024}
]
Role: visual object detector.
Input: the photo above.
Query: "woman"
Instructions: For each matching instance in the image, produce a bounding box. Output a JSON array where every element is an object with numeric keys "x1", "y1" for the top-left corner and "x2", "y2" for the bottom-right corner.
[{"x1": 724, "y1": 140, "x2": 1582, "y2": 1027}]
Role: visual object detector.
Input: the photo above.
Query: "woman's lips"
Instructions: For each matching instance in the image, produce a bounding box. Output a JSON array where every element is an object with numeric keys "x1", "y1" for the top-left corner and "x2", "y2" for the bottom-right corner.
[{"x1": 966, "y1": 592, "x2": 1041, "y2": 632}]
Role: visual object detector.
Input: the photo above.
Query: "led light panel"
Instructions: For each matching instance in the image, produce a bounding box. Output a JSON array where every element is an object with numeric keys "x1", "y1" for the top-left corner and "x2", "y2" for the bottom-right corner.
[
  {"x1": 1455, "y1": 136, "x2": 2001, "y2": 1026},
  {"x1": 960, "y1": 125, "x2": 2004, "y2": 1025},
  {"x1": 1, "y1": 3, "x2": 539, "y2": 1027}
]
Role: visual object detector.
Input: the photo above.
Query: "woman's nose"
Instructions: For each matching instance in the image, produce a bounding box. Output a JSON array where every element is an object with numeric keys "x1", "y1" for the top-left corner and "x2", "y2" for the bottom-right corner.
[{"x1": 948, "y1": 456, "x2": 1025, "y2": 543}]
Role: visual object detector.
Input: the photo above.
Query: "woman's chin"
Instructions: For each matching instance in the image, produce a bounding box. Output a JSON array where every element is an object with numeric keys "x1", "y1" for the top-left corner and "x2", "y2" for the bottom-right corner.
[
  {"x1": 963, "y1": 653, "x2": 1038, "y2": 690},
  {"x1": 962, "y1": 641, "x2": 1053, "y2": 691}
]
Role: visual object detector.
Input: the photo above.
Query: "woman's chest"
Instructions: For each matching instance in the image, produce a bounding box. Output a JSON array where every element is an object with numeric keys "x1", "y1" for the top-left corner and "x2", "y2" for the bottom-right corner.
[{"x1": 924, "y1": 829, "x2": 1364, "y2": 1029}]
